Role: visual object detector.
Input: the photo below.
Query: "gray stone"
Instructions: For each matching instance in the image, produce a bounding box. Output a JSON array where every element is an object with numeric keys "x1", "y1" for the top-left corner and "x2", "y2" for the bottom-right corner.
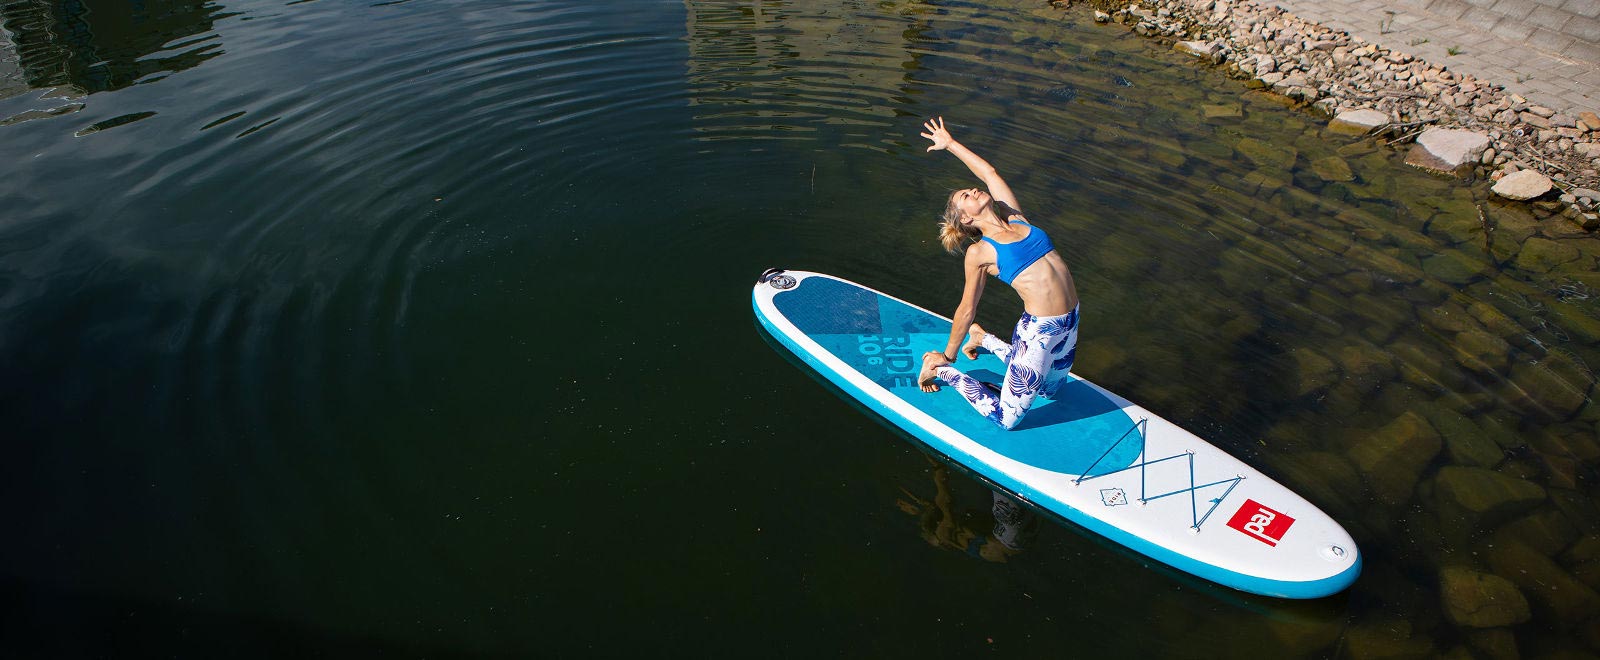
[
  {"x1": 1440, "y1": 566, "x2": 1533, "y2": 628},
  {"x1": 1174, "y1": 40, "x2": 1211, "y2": 58},
  {"x1": 1328, "y1": 108, "x2": 1388, "y2": 135},
  {"x1": 1490, "y1": 169, "x2": 1553, "y2": 200},
  {"x1": 1351, "y1": 412, "x2": 1442, "y2": 504},
  {"x1": 1406, "y1": 129, "x2": 1491, "y2": 176}
]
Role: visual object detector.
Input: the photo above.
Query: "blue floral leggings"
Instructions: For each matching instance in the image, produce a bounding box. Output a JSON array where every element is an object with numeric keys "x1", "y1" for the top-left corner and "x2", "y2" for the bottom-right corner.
[{"x1": 935, "y1": 305, "x2": 1079, "y2": 431}]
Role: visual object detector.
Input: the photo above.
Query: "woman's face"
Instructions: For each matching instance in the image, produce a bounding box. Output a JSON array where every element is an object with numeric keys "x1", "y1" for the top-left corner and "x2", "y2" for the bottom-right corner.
[{"x1": 951, "y1": 188, "x2": 990, "y2": 222}]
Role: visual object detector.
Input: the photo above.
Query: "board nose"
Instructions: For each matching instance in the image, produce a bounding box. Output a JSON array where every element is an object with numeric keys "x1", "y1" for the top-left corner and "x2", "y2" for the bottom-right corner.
[{"x1": 757, "y1": 267, "x2": 786, "y2": 284}]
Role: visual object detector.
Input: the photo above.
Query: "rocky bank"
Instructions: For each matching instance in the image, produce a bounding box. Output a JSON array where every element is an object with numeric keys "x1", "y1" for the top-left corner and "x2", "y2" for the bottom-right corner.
[{"x1": 1071, "y1": 0, "x2": 1600, "y2": 228}]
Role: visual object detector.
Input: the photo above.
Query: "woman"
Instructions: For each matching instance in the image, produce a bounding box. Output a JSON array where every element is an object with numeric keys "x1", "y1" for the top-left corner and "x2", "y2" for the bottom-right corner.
[{"x1": 916, "y1": 117, "x2": 1081, "y2": 431}]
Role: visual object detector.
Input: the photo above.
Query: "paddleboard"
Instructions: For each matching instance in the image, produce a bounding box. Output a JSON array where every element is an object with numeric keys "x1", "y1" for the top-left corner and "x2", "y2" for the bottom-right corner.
[{"x1": 752, "y1": 269, "x2": 1361, "y2": 599}]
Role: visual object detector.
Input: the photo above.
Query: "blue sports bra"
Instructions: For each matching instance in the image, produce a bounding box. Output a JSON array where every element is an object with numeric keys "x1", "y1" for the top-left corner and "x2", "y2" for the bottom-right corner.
[{"x1": 982, "y1": 220, "x2": 1055, "y2": 284}]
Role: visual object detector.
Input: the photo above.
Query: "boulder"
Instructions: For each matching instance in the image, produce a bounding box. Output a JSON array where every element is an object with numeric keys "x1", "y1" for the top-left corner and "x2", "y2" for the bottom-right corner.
[
  {"x1": 1328, "y1": 108, "x2": 1388, "y2": 136},
  {"x1": 1487, "y1": 541, "x2": 1600, "y2": 623},
  {"x1": 1405, "y1": 129, "x2": 1490, "y2": 176},
  {"x1": 1174, "y1": 40, "x2": 1211, "y2": 58},
  {"x1": 1450, "y1": 328, "x2": 1509, "y2": 374},
  {"x1": 1428, "y1": 411, "x2": 1503, "y2": 468},
  {"x1": 1421, "y1": 251, "x2": 1489, "y2": 285},
  {"x1": 1312, "y1": 156, "x2": 1354, "y2": 181},
  {"x1": 1342, "y1": 621, "x2": 1434, "y2": 660},
  {"x1": 1236, "y1": 137, "x2": 1297, "y2": 169},
  {"x1": 1439, "y1": 566, "x2": 1532, "y2": 628},
  {"x1": 1350, "y1": 412, "x2": 1442, "y2": 504},
  {"x1": 1434, "y1": 466, "x2": 1546, "y2": 528},
  {"x1": 1496, "y1": 508, "x2": 1580, "y2": 558},
  {"x1": 1490, "y1": 169, "x2": 1553, "y2": 200},
  {"x1": 1202, "y1": 104, "x2": 1242, "y2": 119},
  {"x1": 1512, "y1": 237, "x2": 1580, "y2": 272},
  {"x1": 1579, "y1": 111, "x2": 1600, "y2": 132},
  {"x1": 1503, "y1": 351, "x2": 1595, "y2": 421}
]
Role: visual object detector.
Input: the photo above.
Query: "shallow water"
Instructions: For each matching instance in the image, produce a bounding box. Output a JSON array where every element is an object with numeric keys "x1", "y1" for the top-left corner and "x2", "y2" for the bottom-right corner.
[{"x1": 2, "y1": 0, "x2": 1597, "y2": 656}]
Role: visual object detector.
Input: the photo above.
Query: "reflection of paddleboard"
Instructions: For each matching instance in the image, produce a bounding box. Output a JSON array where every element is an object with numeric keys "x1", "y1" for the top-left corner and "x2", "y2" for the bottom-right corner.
[{"x1": 752, "y1": 269, "x2": 1361, "y2": 599}]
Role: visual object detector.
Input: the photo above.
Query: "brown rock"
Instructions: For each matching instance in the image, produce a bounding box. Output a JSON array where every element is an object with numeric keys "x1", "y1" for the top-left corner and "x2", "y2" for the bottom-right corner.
[{"x1": 1440, "y1": 566, "x2": 1532, "y2": 628}]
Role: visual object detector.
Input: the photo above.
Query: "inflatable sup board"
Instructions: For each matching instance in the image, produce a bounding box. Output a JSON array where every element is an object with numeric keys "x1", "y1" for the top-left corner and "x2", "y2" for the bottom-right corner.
[{"x1": 752, "y1": 269, "x2": 1360, "y2": 599}]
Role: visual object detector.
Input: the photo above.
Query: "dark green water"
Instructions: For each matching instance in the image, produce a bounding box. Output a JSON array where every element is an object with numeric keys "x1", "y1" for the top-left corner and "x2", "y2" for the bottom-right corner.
[{"x1": 3, "y1": 0, "x2": 1597, "y2": 656}]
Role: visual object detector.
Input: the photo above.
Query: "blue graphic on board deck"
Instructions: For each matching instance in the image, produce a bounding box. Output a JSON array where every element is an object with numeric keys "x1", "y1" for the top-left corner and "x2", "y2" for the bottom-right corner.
[{"x1": 775, "y1": 277, "x2": 1139, "y2": 475}]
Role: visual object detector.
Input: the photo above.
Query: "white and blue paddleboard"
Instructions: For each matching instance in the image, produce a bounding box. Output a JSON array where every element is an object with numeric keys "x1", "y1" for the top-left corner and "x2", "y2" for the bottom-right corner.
[{"x1": 752, "y1": 269, "x2": 1360, "y2": 599}]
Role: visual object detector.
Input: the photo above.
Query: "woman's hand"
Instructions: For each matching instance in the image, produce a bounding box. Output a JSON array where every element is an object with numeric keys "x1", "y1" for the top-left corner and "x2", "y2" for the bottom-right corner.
[{"x1": 920, "y1": 117, "x2": 954, "y2": 152}]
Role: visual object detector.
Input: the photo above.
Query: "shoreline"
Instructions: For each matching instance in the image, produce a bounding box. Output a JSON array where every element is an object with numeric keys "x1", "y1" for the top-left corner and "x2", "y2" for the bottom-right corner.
[{"x1": 1074, "y1": 0, "x2": 1600, "y2": 229}]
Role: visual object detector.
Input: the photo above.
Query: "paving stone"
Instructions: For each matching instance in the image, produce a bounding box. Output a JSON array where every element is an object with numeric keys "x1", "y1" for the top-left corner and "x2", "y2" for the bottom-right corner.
[{"x1": 1492, "y1": 0, "x2": 1539, "y2": 18}]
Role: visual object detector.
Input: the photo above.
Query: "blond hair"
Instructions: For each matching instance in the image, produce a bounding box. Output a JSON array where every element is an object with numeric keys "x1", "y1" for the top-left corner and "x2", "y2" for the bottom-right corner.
[{"x1": 937, "y1": 190, "x2": 982, "y2": 255}]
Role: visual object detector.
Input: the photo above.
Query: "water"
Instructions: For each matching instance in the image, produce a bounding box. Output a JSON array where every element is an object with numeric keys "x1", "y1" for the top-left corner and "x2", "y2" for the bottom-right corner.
[{"x1": 2, "y1": 0, "x2": 1597, "y2": 656}]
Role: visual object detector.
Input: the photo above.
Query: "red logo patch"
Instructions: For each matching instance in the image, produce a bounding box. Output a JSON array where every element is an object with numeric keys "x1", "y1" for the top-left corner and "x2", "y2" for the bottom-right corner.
[{"x1": 1226, "y1": 499, "x2": 1295, "y2": 547}]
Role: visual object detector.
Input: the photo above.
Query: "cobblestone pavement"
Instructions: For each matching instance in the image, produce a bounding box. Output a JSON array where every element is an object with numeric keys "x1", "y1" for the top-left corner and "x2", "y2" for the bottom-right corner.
[{"x1": 1265, "y1": 0, "x2": 1600, "y2": 115}]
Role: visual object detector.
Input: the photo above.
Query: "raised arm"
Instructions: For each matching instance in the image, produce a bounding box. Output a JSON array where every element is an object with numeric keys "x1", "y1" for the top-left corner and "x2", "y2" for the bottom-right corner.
[{"x1": 921, "y1": 117, "x2": 1021, "y2": 214}]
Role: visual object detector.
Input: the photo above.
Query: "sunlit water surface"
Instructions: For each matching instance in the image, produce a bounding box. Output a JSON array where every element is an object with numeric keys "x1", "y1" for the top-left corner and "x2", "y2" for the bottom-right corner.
[{"x1": 2, "y1": 0, "x2": 1598, "y2": 656}]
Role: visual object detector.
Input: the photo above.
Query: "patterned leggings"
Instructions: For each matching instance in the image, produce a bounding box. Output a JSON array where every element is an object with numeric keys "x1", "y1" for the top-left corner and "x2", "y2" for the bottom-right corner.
[{"x1": 936, "y1": 305, "x2": 1079, "y2": 431}]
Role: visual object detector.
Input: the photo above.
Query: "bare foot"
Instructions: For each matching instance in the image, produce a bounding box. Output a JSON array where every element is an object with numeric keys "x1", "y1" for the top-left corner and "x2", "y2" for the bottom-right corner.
[
  {"x1": 961, "y1": 323, "x2": 989, "y2": 360},
  {"x1": 918, "y1": 351, "x2": 950, "y2": 393}
]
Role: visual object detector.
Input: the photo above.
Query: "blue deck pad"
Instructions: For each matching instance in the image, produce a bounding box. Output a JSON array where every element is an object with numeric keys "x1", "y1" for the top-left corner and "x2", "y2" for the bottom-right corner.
[{"x1": 776, "y1": 277, "x2": 1140, "y2": 476}]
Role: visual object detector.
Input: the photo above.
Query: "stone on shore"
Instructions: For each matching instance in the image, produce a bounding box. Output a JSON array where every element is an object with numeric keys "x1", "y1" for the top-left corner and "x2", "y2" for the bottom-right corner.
[
  {"x1": 1491, "y1": 170, "x2": 1553, "y2": 201},
  {"x1": 1439, "y1": 566, "x2": 1532, "y2": 628},
  {"x1": 1350, "y1": 412, "x2": 1441, "y2": 504},
  {"x1": 1327, "y1": 108, "x2": 1388, "y2": 136},
  {"x1": 1174, "y1": 40, "x2": 1211, "y2": 58},
  {"x1": 1405, "y1": 129, "x2": 1490, "y2": 176}
]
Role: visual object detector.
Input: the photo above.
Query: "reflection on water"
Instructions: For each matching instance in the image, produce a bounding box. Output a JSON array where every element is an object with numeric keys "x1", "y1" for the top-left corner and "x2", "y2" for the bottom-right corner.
[
  {"x1": 0, "y1": 0, "x2": 223, "y2": 94},
  {"x1": 683, "y1": 0, "x2": 928, "y2": 149},
  {"x1": 0, "y1": 0, "x2": 1596, "y2": 656}
]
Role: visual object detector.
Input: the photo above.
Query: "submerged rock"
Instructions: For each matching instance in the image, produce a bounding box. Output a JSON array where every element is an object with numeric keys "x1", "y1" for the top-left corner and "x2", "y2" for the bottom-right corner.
[
  {"x1": 1503, "y1": 351, "x2": 1595, "y2": 421},
  {"x1": 1491, "y1": 169, "x2": 1553, "y2": 201},
  {"x1": 1496, "y1": 508, "x2": 1581, "y2": 558},
  {"x1": 1512, "y1": 237, "x2": 1580, "y2": 272},
  {"x1": 1405, "y1": 129, "x2": 1490, "y2": 176},
  {"x1": 1434, "y1": 466, "x2": 1546, "y2": 529},
  {"x1": 1439, "y1": 566, "x2": 1532, "y2": 628},
  {"x1": 1350, "y1": 412, "x2": 1442, "y2": 504},
  {"x1": 1201, "y1": 103, "x2": 1242, "y2": 119},
  {"x1": 1487, "y1": 541, "x2": 1600, "y2": 623},
  {"x1": 1422, "y1": 251, "x2": 1489, "y2": 285},
  {"x1": 1235, "y1": 136, "x2": 1297, "y2": 169},
  {"x1": 1426, "y1": 410, "x2": 1504, "y2": 468},
  {"x1": 1311, "y1": 155, "x2": 1354, "y2": 182}
]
